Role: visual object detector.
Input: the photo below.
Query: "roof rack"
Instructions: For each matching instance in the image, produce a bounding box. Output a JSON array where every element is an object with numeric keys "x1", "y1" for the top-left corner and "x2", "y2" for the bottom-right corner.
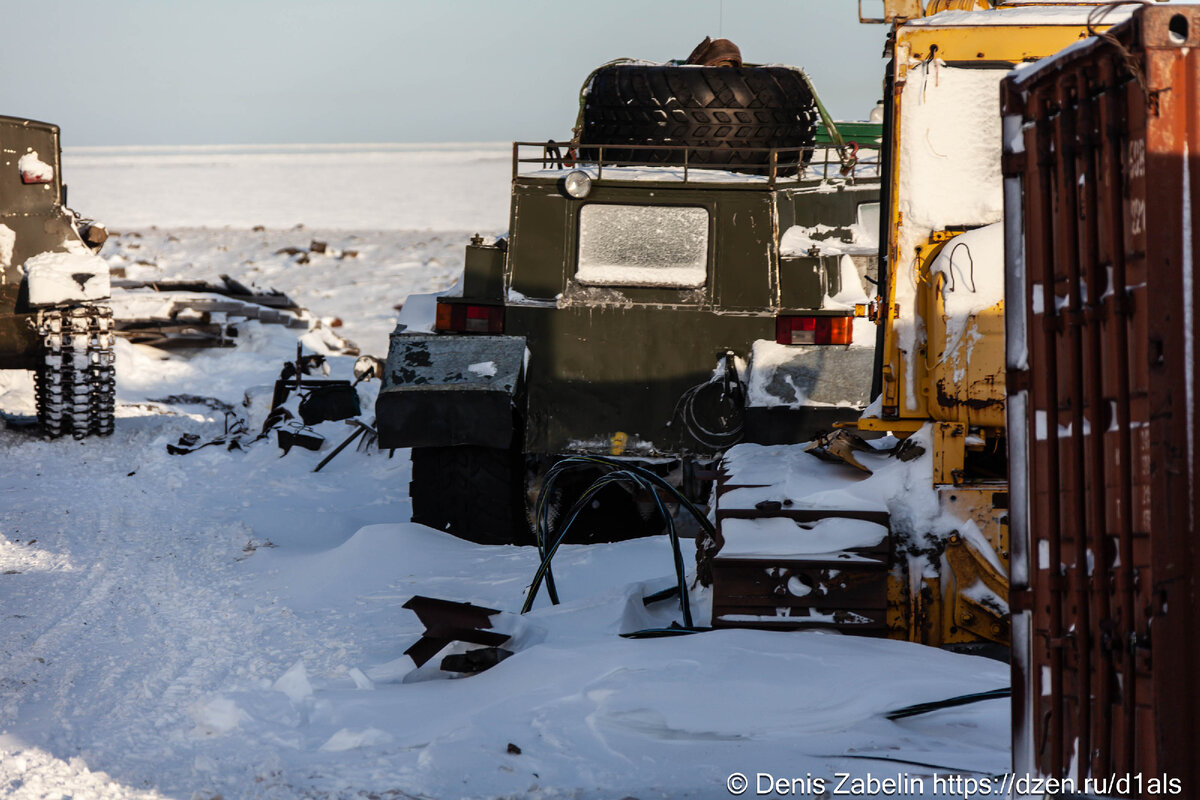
[{"x1": 512, "y1": 140, "x2": 880, "y2": 187}]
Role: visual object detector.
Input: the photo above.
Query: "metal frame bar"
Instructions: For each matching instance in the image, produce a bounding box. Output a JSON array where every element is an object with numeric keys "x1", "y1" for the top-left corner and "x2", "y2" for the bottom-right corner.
[{"x1": 510, "y1": 141, "x2": 881, "y2": 185}]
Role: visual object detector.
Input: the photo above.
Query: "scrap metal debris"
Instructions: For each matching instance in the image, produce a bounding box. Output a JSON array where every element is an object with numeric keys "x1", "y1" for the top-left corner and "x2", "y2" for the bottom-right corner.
[
  {"x1": 114, "y1": 274, "x2": 298, "y2": 309},
  {"x1": 274, "y1": 240, "x2": 359, "y2": 262},
  {"x1": 149, "y1": 394, "x2": 238, "y2": 415},
  {"x1": 153, "y1": 395, "x2": 250, "y2": 454},
  {"x1": 803, "y1": 430, "x2": 926, "y2": 474},
  {"x1": 162, "y1": 349, "x2": 376, "y2": 463},
  {"x1": 313, "y1": 420, "x2": 377, "y2": 473},
  {"x1": 276, "y1": 423, "x2": 324, "y2": 455},
  {"x1": 402, "y1": 596, "x2": 512, "y2": 673},
  {"x1": 804, "y1": 428, "x2": 876, "y2": 473},
  {"x1": 109, "y1": 273, "x2": 357, "y2": 353}
]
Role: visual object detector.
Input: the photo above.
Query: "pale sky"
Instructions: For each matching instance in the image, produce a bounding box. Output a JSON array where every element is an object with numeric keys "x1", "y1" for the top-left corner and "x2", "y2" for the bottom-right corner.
[{"x1": 1, "y1": 1, "x2": 888, "y2": 147}]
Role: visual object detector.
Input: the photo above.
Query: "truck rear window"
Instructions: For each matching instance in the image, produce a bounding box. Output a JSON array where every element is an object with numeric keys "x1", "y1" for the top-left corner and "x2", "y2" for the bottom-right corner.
[{"x1": 575, "y1": 204, "x2": 708, "y2": 288}]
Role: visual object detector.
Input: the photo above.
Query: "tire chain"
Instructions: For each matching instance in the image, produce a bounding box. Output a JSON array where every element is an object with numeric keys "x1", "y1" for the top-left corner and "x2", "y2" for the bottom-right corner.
[{"x1": 34, "y1": 305, "x2": 116, "y2": 438}]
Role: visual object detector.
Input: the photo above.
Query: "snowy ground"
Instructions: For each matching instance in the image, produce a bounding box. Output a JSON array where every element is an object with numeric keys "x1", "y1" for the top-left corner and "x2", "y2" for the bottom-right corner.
[{"x1": 0, "y1": 147, "x2": 1010, "y2": 799}]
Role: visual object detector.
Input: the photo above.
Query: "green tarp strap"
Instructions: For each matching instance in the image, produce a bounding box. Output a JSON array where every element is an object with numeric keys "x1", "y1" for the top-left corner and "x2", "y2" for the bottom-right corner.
[{"x1": 799, "y1": 69, "x2": 847, "y2": 151}]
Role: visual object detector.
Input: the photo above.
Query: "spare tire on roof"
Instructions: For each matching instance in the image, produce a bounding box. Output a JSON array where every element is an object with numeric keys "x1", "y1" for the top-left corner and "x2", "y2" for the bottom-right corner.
[{"x1": 579, "y1": 64, "x2": 818, "y2": 175}]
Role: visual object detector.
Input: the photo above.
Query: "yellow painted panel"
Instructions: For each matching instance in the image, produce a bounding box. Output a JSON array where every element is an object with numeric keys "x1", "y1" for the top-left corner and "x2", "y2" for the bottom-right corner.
[
  {"x1": 899, "y1": 24, "x2": 1093, "y2": 63},
  {"x1": 880, "y1": 20, "x2": 1100, "y2": 429}
]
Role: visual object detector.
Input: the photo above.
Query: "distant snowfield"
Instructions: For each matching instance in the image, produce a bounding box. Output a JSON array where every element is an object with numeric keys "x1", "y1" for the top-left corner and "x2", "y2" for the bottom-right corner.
[
  {"x1": 64, "y1": 143, "x2": 514, "y2": 231},
  {"x1": 101, "y1": 227, "x2": 467, "y2": 358},
  {"x1": 0, "y1": 146, "x2": 1010, "y2": 799}
]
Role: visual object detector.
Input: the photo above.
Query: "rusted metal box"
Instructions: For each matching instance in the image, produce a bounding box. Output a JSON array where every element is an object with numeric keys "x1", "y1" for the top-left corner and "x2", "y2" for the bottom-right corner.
[
  {"x1": 710, "y1": 554, "x2": 890, "y2": 632},
  {"x1": 710, "y1": 468, "x2": 892, "y2": 634},
  {"x1": 1003, "y1": 7, "x2": 1200, "y2": 794}
]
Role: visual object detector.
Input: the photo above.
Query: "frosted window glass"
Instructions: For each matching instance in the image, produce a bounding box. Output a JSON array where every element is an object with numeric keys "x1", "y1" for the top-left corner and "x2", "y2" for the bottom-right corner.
[{"x1": 576, "y1": 204, "x2": 708, "y2": 287}]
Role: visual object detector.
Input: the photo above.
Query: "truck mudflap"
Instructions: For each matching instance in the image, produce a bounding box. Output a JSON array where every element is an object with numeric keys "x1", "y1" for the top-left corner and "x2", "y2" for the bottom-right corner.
[{"x1": 375, "y1": 332, "x2": 525, "y2": 450}]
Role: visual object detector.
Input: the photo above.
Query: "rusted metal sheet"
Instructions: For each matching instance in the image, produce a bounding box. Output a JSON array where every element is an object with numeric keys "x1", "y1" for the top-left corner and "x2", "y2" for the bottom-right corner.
[
  {"x1": 402, "y1": 596, "x2": 510, "y2": 669},
  {"x1": 1003, "y1": 7, "x2": 1200, "y2": 794},
  {"x1": 710, "y1": 558, "x2": 890, "y2": 632},
  {"x1": 108, "y1": 277, "x2": 325, "y2": 350}
]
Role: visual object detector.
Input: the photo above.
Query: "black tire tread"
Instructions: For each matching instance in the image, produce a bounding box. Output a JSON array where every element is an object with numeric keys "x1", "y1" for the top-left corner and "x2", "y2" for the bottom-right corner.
[
  {"x1": 580, "y1": 65, "x2": 817, "y2": 173},
  {"x1": 410, "y1": 445, "x2": 525, "y2": 545}
]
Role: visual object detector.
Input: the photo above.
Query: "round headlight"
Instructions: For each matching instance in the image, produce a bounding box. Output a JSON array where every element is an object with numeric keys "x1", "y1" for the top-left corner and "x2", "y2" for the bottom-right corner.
[{"x1": 563, "y1": 170, "x2": 592, "y2": 199}]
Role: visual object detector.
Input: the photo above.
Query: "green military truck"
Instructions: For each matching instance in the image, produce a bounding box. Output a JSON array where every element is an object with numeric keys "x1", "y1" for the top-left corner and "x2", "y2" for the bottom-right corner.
[
  {"x1": 0, "y1": 115, "x2": 114, "y2": 438},
  {"x1": 376, "y1": 62, "x2": 882, "y2": 543}
]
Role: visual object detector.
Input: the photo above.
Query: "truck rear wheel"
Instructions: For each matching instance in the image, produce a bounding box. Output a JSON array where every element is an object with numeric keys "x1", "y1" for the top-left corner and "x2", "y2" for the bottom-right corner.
[
  {"x1": 410, "y1": 445, "x2": 528, "y2": 545},
  {"x1": 580, "y1": 65, "x2": 818, "y2": 174},
  {"x1": 34, "y1": 305, "x2": 115, "y2": 439}
]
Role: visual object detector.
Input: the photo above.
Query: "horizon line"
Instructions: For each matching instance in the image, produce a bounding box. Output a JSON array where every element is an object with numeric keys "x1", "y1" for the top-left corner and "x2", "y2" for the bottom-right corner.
[{"x1": 62, "y1": 141, "x2": 522, "y2": 155}]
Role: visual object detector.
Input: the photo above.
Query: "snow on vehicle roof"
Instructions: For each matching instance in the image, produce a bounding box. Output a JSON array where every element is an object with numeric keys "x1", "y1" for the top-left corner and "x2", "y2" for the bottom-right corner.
[
  {"x1": 780, "y1": 224, "x2": 878, "y2": 258},
  {"x1": 905, "y1": 4, "x2": 1137, "y2": 26}
]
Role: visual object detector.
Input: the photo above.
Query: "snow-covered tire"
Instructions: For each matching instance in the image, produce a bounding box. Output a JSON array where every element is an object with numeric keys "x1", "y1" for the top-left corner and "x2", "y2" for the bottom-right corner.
[
  {"x1": 579, "y1": 65, "x2": 818, "y2": 174},
  {"x1": 35, "y1": 305, "x2": 115, "y2": 439},
  {"x1": 410, "y1": 445, "x2": 527, "y2": 545}
]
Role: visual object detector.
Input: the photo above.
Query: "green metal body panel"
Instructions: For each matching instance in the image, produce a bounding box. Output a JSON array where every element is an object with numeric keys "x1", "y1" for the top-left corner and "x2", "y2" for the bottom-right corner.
[
  {"x1": 0, "y1": 116, "x2": 75, "y2": 282},
  {"x1": 0, "y1": 117, "x2": 65, "y2": 220},
  {"x1": 503, "y1": 177, "x2": 876, "y2": 307},
  {"x1": 510, "y1": 303, "x2": 773, "y2": 455},
  {"x1": 508, "y1": 182, "x2": 779, "y2": 309},
  {"x1": 813, "y1": 121, "x2": 884, "y2": 147},
  {"x1": 462, "y1": 241, "x2": 505, "y2": 299},
  {"x1": 379, "y1": 165, "x2": 881, "y2": 457}
]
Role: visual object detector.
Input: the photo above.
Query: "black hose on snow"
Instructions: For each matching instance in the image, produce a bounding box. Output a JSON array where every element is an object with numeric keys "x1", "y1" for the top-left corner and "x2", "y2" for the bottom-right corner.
[{"x1": 522, "y1": 456, "x2": 717, "y2": 633}]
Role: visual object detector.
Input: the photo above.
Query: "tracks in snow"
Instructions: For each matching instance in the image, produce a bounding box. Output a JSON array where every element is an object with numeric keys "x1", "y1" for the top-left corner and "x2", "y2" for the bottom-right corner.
[{"x1": 0, "y1": 418, "x2": 403, "y2": 795}]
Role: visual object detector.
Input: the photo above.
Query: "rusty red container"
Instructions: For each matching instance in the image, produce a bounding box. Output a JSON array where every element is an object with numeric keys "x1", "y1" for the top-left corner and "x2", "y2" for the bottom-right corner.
[{"x1": 1003, "y1": 6, "x2": 1200, "y2": 796}]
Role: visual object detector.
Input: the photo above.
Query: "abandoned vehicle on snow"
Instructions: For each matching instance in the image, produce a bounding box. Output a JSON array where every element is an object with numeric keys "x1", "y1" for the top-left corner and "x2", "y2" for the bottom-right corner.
[
  {"x1": 375, "y1": 58, "x2": 883, "y2": 544},
  {"x1": 0, "y1": 115, "x2": 113, "y2": 438}
]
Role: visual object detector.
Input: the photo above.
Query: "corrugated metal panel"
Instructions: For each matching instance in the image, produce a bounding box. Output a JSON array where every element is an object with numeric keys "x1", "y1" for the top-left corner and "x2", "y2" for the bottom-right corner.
[{"x1": 1003, "y1": 6, "x2": 1200, "y2": 795}]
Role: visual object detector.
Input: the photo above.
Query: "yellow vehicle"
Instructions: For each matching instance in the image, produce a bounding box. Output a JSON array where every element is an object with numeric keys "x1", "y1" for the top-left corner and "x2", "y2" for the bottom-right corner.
[
  {"x1": 854, "y1": 0, "x2": 1139, "y2": 646},
  {"x1": 707, "y1": 1, "x2": 1144, "y2": 651}
]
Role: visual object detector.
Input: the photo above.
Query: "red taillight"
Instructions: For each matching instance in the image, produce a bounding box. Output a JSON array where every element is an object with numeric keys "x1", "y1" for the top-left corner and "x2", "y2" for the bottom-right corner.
[
  {"x1": 21, "y1": 170, "x2": 52, "y2": 185},
  {"x1": 435, "y1": 302, "x2": 504, "y2": 333},
  {"x1": 775, "y1": 315, "x2": 852, "y2": 345}
]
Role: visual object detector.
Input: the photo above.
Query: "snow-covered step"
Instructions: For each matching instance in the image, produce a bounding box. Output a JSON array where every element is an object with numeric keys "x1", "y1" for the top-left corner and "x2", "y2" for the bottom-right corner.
[{"x1": 709, "y1": 462, "x2": 893, "y2": 633}]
